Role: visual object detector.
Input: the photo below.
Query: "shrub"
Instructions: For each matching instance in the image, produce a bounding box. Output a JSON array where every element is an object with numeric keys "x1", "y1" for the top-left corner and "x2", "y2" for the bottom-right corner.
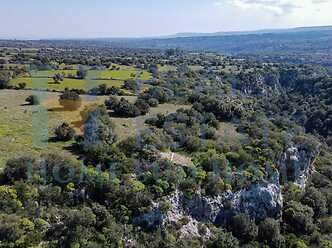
[
  {"x1": 139, "y1": 86, "x2": 173, "y2": 104},
  {"x1": 301, "y1": 187, "x2": 327, "y2": 218},
  {"x1": 123, "y1": 80, "x2": 139, "y2": 92},
  {"x1": 18, "y1": 82, "x2": 26, "y2": 89},
  {"x1": 207, "y1": 229, "x2": 240, "y2": 248},
  {"x1": 105, "y1": 96, "x2": 119, "y2": 109},
  {"x1": 76, "y1": 66, "x2": 88, "y2": 79},
  {"x1": 200, "y1": 125, "x2": 216, "y2": 139},
  {"x1": 2, "y1": 156, "x2": 37, "y2": 183},
  {"x1": 194, "y1": 150, "x2": 228, "y2": 172},
  {"x1": 83, "y1": 107, "x2": 117, "y2": 153},
  {"x1": 0, "y1": 71, "x2": 10, "y2": 89},
  {"x1": 53, "y1": 73, "x2": 64, "y2": 83},
  {"x1": 185, "y1": 136, "x2": 203, "y2": 152},
  {"x1": 230, "y1": 213, "x2": 258, "y2": 243},
  {"x1": 55, "y1": 122, "x2": 76, "y2": 141},
  {"x1": 105, "y1": 97, "x2": 149, "y2": 117},
  {"x1": 283, "y1": 201, "x2": 315, "y2": 235},
  {"x1": 60, "y1": 89, "x2": 81, "y2": 101},
  {"x1": 319, "y1": 217, "x2": 332, "y2": 234},
  {"x1": 258, "y1": 218, "x2": 284, "y2": 248},
  {"x1": 135, "y1": 99, "x2": 150, "y2": 115},
  {"x1": 59, "y1": 90, "x2": 82, "y2": 110},
  {"x1": 25, "y1": 95, "x2": 40, "y2": 105},
  {"x1": 0, "y1": 186, "x2": 23, "y2": 213},
  {"x1": 148, "y1": 98, "x2": 159, "y2": 107}
]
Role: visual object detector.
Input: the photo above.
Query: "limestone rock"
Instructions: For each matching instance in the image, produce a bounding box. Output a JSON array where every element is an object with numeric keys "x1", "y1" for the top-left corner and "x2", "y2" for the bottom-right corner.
[{"x1": 278, "y1": 143, "x2": 319, "y2": 188}]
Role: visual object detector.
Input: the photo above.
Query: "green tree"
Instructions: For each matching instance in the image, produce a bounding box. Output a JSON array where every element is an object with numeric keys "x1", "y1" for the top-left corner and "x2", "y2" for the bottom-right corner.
[
  {"x1": 83, "y1": 107, "x2": 117, "y2": 153},
  {"x1": 0, "y1": 186, "x2": 23, "y2": 213},
  {"x1": 258, "y1": 218, "x2": 284, "y2": 247},
  {"x1": 283, "y1": 201, "x2": 315, "y2": 235},
  {"x1": 77, "y1": 66, "x2": 88, "y2": 79},
  {"x1": 55, "y1": 122, "x2": 76, "y2": 141},
  {"x1": 207, "y1": 229, "x2": 240, "y2": 248},
  {"x1": 301, "y1": 187, "x2": 327, "y2": 218},
  {"x1": 231, "y1": 213, "x2": 258, "y2": 243}
]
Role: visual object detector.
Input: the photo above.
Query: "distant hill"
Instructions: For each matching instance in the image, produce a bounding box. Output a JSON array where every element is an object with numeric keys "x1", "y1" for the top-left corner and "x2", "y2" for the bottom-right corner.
[
  {"x1": 3, "y1": 25, "x2": 332, "y2": 56},
  {"x1": 165, "y1": 26, "x2": 332, "y2": 38},
  {"x1": 107, "y1": 26, "x2": 332, "y2": 55}
]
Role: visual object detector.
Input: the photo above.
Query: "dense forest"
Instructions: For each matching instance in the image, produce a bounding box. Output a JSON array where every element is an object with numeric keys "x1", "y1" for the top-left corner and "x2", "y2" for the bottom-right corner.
[{"x1": 0, "y1": 42, "x2": 332, "y2": 248}]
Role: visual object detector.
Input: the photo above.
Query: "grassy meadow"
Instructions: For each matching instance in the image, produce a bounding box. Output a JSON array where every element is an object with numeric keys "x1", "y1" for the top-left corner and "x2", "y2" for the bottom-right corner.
[
  {"x1": 9, "y1": 65, "x2": 152, "y2": 91},
  {"x1": 0, "y1": 89, "x2": 187, "y2": 167}
]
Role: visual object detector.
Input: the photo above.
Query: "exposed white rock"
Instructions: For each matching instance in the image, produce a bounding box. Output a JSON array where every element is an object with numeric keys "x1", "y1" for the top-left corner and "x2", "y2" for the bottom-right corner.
[
  {"x1": 134, "y1": 142, "x2": 318, "y2": 238},
  {"x1": 278, "y1": 144, "x2": 319, "y2": 188},
  {"x1": 134, "y1": 183, "x2": 282, "y2": 237},
  {"x1": 231, "y1": 183, "x2": 283, "y2": 221}
]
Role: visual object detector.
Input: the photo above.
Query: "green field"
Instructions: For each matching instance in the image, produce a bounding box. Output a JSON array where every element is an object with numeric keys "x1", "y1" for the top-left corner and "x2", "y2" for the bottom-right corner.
[
  {"x1": 0, "y1": 90, "x2": 79, "y2": 168},
  {"x1": 30, "y1": 69, "x2": 78, "y2": 77},
  {"x1": 9, "y1": 67, "x2": 152, "y2": 91},
  {"x1": 0, "y1": 89, "x2": 188, "y2": 167},
  {"x1": 90, "y1": 69, "x2": 152, "y2": 80},
  {"x1": 111, "y1": 103, "x2": 190, "y2": 140},
  {"x1": 10, "y1": 77, "x2": 124, "y2": 91},
  {"x1": 158, "y1": 64, "x2": 177, "y2": 72}
]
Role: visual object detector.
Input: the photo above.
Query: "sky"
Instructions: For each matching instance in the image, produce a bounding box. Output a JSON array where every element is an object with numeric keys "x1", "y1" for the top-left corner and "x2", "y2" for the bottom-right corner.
[{"x1": 1, "y1": 0, "x2": 332, "y2": 39}]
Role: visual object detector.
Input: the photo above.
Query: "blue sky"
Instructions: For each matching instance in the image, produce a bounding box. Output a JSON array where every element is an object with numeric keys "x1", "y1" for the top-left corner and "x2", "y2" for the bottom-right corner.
[{"x1": 1, "y1": 0, "x2": 332, "y2": 38}]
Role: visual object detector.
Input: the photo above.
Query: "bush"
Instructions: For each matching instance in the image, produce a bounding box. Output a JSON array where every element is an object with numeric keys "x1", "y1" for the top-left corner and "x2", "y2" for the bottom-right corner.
[
  {"x1": 53, "y1": 73, "x2": 64, "y2": 83},
  {"x1": 1, "y1": 156, "x2": 37, "y2": 183},
  {"x1": 77, "y1": 66, "x2": 88, "y2": 79},
  {"x1": 118, "y1": 129, "x2": 172, "y2": 157},
  {"x1": 194, "y1": 150, "x2": 228, "y2": 172},
  {"x1": 207, "y1": 229, "x2": 239, "y2": 248},
  {"x1": 123, "y1": 80, "x2": 139, "y2": 92},
  {"x1": 0, "y1": 71, "x2": 10, "y2": 89},
  {"x1": 60, "y1": 89, "x2": 81, "y2": 101},
  {"x1": 25, "y1": 95, "x2": 40, "y2": 105},
  {"x1": 59, "y1": 90, "x2": 82, "y2": 110},
  {"x1": 185, "y1": 136, "x2": 203, "y2": 152},
  {"x1": 104, "y1": 96, "x2": 119, "y2": 109},
  {"x1": 18, "y1": 82, "x2": 26, "y2": 89},
  {"x1": 319, "y1": 217, "x2": 332, "y2": 234},
  {"x1": 301, "y1": 187, "x2": 327, "y2": 218},
  {"x1": 148, "y1": 98, "x2": 159, "y2": 107},
  {"x1": 89, "y1": 84, "x2": 124, "y2": 96},
  {"x1": 135, "y1": 99, "x2": 150, "y2": 115},
  {"x1": 105, "y1": 97, "x2": 149, "y2": 117},
  {"x1": 55, "y1": 122, "x2": 76, "y2": 141},
  {"x1": 83, "y1": 107, "x2": 117, "y2": 153},
  {"x1": 283, "y1": 201, "x2": 315, "y2": 235},
  {"x1": 139, "y1": 86, "x2": 173, "y2": 104},
  {"x1": 230, "y1": 213, "x2": 258, "y2": 243},
  {"x1": 200, "y1": 125, "x2": 216, "y2": 139},
  {"x1": 115, "y1": 98, "x2": 140, "y2": 117},
  {"x1": 0, "y1": 186, "x2": 23, "y2": 213},
  {"x1": 258, "y1": 218, "x2": 284, "y2": 247}
]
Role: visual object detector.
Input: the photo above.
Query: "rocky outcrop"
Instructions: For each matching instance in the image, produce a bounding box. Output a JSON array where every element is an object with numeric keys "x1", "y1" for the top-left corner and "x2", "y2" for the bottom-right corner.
[
  {"x1": 134, "y1": 183, "x2": 282, "y2": 237},
  {"x1": 134, "y1": 142, "x2": 318, "y2": 238},
  {"x1": 278, "y1": 144, "x2": 319, "y2": 188},
  {"x1": 183, "y1": 193, "x2": 227, "y2": 222},
  {"x1": 133, "y1": 190, "x2": 212, "y2": 239},
  {"x1": 231, "y1": 183, "x2": 283, "y2": 221},
  {"x1": 183, "y1": 183, "x2": 282, "y2": 223}
]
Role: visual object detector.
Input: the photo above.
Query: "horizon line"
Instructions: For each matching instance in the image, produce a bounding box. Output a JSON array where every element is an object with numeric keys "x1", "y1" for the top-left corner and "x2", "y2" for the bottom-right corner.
[{"x1": 1, "y1": 24, "x2": 332, "y2": 41}]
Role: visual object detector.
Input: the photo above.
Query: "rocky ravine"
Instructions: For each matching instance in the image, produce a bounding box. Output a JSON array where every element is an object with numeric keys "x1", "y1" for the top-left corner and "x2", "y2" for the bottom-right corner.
[{"x1": 134, "y1": 142, "x2": 319, "y2": 238}]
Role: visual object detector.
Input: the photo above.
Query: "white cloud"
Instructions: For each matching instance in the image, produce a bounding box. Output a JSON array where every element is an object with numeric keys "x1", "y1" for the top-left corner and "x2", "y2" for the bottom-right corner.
[{"x1": 216, "y1": 0, "x2": 332, "y2": 15}]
